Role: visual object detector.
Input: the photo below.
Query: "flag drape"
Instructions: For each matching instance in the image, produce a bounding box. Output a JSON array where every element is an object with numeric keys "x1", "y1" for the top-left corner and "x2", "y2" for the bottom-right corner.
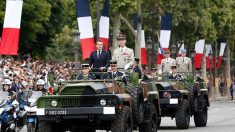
[
  {"x1": 194, "y1": 39, "x2": 205, "y2": 69},
  {"x1": 76, "y1": 0, "x2": 95, "y2": 59},
  {"x1": 156, "y1": 14, "x2": 172, "y2": 64},
  {"x1": 217, "y1": 40, "x2": 226, "y2": 69},
  {"x1": 99, "y1": 0, "x2": 109, "y2": 51},
  {"x1": 0, "y1": 0, "x2": 23, "y2": 55}
]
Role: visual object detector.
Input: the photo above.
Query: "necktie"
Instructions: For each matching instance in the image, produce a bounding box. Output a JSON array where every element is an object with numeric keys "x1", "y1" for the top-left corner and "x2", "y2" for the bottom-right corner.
[{"x1": 97, "y1": 51, "x2": 100, "y2": 58}]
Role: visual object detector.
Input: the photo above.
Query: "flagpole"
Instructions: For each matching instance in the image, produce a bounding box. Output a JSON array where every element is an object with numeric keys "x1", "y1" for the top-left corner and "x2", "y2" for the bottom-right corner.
[{"x1": 96, "y1": 0, "x2": 100, "y2": 41}]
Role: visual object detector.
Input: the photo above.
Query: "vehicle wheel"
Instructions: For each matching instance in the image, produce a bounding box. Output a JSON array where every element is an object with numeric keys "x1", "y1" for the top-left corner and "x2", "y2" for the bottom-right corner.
[
  {"x1": 139, "y1": 105, "x2": 158, "y2": 132},
  {"x1": 27, "y1": 123, "x2": 35, "y2": 132},
  {"x1": 175, "y1": 99, "x2": 190, "y2": 129},
  {"x1": 188, "y1": 86, "x2": 198, "y2": 113},
  {"x1": 127, "y1": 86, "x2": 144, "y2": 124},
  {"x1": 194, "y1": 96, "x2": 208, "y2": 127},
  {"x1": 111, "y1": 106, "x2": 133, "y2": 132},
  {"x1": 38, "y1": 121, "x2": 52, "y2": 132}
]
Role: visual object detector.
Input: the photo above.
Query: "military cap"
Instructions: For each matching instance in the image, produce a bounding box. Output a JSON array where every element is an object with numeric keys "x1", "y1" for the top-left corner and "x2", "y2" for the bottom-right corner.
[
  {"x1": 134, "y1": 57, "x2": 140, "y2": 62},
  {"x1": 117, "y1": 33, "x2": 126, "y2": 40},
  {"x1": 165, "y1": 49, "x2": 170, "y2": 53},
  {"x1": 110, "y1": 60, "x2": 117, "y2": 65},
  {"x1": 81, "y1": 64, "x2": 90, "y2": 68},
  {"x1": 181, "y1": 49, "x2": 187, "y2": 53},
  {"x1": 171, "y1": 64, "x2": 177, "y2": 69}
]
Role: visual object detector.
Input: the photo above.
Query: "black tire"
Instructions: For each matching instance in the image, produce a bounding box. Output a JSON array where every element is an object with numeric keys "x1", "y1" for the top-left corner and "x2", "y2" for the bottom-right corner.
[
  {"x1": 194, "y1": 96, "x2": 208, "y2": 127},
  {"x1": 27, "y1": 123, "x2": 35, "y2": 132},
  {"x1": 188, "y1": 86, "x2": 198, "y2": 113},
  {"x1": 139, "y1": 105, "x2": 158, "y2": 132},
  {"x1": 127, "y1": 86, "x2": 144, "y2": 124},
  {"x1": 38, "y1": 121, "x2": 52, "y2": 132},
  {"x1": 175, "y1": 99, "x2": 190, "y2": 129},
  {"x1": 111, "y1": 106, "x2": 133, "y2": 132}
]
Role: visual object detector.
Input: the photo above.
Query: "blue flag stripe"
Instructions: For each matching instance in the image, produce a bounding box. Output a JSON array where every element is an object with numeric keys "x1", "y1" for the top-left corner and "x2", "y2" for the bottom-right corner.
[
  {"x1": 133, "y1": 13, "x2": 144, "y2": 30},
  {"x1": 101, "y1": 0, "x2": 109, "y2": 17},
  {"x1": 220, "y1": 38, "x2": 226, "y2": 43},
  {"x1": 76, "y1": 0, "x2": 91, "y2": 17},
  {"x1": 161, "y1": 13, "x2": 172, "y2": 30}
]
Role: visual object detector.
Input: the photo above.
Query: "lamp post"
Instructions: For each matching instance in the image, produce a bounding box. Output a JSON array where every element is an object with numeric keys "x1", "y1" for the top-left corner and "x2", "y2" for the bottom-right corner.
[
  {"x1": 171, "y1": 44, "x2": 177, "y2": 58},
  {"x1": 146, "y1": 37, "x2": 153, "y2": 69},
  {"x1": 72, "y1": 27, "x2": 80, "y2": 69}
]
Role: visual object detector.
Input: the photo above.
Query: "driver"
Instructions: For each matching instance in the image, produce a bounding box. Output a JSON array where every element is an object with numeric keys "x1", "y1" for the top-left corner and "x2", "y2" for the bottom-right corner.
[
  {"x1": 102, "y1": 60, "x2": 127, "y2": 84},
  {"x1": 169, "y1": 65, "x2": 183, "y2": 80},
  {"x1": 76, "y1": 64, "x2": 96, "y2": 80}
]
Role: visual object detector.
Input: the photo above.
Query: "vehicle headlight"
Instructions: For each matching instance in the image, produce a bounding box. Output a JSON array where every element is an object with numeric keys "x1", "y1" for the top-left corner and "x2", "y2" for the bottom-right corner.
[
  {"x1": 100, "y1": 99, "x2": 106, "y2": 106},
  {"x1": 51, "y1": 100, "x2": 58, "y2": 107}
]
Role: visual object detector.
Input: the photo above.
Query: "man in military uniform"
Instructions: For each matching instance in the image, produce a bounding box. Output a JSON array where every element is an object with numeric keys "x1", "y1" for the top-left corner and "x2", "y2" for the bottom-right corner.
[
  {"x1": 176, "y1": 49, "x2": 192, "y2": 73},
  {"x1": 131, "y1": 57, "x2": 142, "y2": 79},
  {"x1": 160, "y1": 49, "x2": 176, "y2": 74},
  {"x1": 102, "y1": 60, "x2": 127, "y2": 84},
  {"x1": 169, "y1": 65, "x2": 183, "y2": 80},
  {"x1": 112, "y1": 33, "x2": 134, "y2": 69},
  {"x1": 143, "y1": 67, "x2": 158, "y2": 82},
  {"x1": 76, "y1": 64, "x2": 96, "y2": 80}
]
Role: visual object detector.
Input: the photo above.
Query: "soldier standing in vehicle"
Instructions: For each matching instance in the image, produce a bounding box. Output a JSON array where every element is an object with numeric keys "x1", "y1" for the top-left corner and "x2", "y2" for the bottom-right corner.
[
  {"x1": 76, "y1": 64, "x2": 96, "y2": 80},
  {"x1": 112, "y1": 33, "x2": 134, "y2": 69},
  {"x1": 102, "y1": 60, "x2": 127, "y2": 84},
  {"x1": 160, "y1": 49, "x2": 176, "y2": 74},
  {"x1": 176, "y1": 49, "x2": 192, "y2": 74},
  {"x1": 143, "y1": 67, "x2": 158, "y2": 82},
  {"x1": 169, "y1": 65, "x2": 183, "y2": 80},
  {"x1": 131, "y1": 57, "x2": 142, "y2": 79}
]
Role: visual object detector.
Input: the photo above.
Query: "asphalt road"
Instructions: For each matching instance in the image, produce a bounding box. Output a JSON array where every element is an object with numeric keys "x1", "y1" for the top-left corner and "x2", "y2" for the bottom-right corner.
[{"x1": 21, "y1": 100, "x2": 235, "y2": 132}]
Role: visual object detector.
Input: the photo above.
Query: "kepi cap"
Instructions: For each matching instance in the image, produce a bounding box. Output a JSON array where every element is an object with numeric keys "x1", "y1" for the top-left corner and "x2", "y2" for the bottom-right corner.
[
  {"x1": 81, "y1": 64, "x2": 90, "y2": 68},
  {"x1": 134, "y1": 57, "x2": 140, "y2": 62},
  {"x1": 171, "y1": 64, "x2": 177, "y2": 69},
  {"x1": 181, "y1": 49, "x2": 187, "y2": 53},
  {"x1": 151, "y1": 67, "x2": 158, "y2": 71},
  {"x1": 117, "y1": 33, "x2": 126, "y2": 40},
  {"x1": 165, "y1": 49, "x2": 170, "y2": 53},
  {"x1": 110, "y1": 60, "x2": 117, "y2": 65}
]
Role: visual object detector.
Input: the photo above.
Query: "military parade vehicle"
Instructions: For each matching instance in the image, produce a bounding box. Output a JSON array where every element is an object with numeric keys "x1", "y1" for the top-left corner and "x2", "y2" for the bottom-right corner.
[
  {"x1": 153, "y1": 73, "x2": 209, "y2": 129},
  {"x1": 36, "y1": 70, "x2": 160, "y2": 132}
]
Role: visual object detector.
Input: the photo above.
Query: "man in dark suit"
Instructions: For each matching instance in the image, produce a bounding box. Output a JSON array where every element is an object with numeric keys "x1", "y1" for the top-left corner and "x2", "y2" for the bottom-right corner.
[
  {"x1": 102, "y1": 60, "x2": 127, "y2": 84},
  {"x1": 76, "y1": 64, "x2": 96, "y2": 80},
  {"x1": 89, "y1": 39, "x2": 110, "y2": 78}
]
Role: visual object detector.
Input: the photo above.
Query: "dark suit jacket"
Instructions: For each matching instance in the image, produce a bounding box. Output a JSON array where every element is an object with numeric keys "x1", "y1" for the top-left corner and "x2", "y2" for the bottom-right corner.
[{"x1": 89, "y1": 50, "x2": 110, "y2": 69}]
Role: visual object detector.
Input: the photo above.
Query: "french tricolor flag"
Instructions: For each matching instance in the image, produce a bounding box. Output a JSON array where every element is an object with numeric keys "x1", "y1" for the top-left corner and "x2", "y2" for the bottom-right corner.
[
  {"x1": 156, "y1": 14, "x2": 172, "y2": 64},
  {"x1": 0, "y1": 0, "x2": 23, "y2": 55},
  {"x1": 99, "y1": 0, "x2": 109, "y2": 51},
  {"x1": 133, "y1": 14, "x2": 148, "y2": 65},
  {"x1": 217, "y1": 39, "x2": 226, "y2": 69},
  {"x1": 76, "y1": 0, "x2": 95, "y2": 59},
  {"x1": 205, "y1": 44, "x2": 214, "y2": 69},
  {"x1": 194, "y1": 39, "x2": 205, "y2": 68}
]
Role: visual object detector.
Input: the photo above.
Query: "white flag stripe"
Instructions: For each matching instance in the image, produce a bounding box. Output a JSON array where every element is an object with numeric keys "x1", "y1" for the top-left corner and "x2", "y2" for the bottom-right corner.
[
  {"x1": 219, "y1": 43, "x2": 226, "y2": 56},
  {"x1": 159, "y1": 30, "x2": 171, "y2": 48},
  {"x1": 3, "y1": 0, "x2": 23, "y2": 28},
  {"x1": 99, "y1": 16, "x2": 109, "y2": 38},
  {"x1": 77, "y1": 17, "x2": 94, "y2": 39},
  {"x1": 141, "y1": 30, "x2": 145, "y2": 48},
  {"x1": 178, "y1": 43, "x2": 185, "y2": 54},
  {"x1": 205, "y1": 44, "x2": 212, "y2": 56},
  {"x1": 195, "y1": 39, "x2": 205, "y2": 54}
]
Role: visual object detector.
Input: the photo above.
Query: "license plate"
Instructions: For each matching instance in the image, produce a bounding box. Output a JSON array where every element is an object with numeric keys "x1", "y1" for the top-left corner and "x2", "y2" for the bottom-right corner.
[{"x1": 45, "y1": 110, "x2": 67, "y2": 115}]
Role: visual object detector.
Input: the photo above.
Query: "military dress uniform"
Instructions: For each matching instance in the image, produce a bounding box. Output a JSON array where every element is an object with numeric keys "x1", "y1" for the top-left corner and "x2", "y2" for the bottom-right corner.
[
  {"x1": 76, "y1": 74, "x2": 96, "y2": 80},
  {"x1": 112, "y1": 46, "x2": 134, "y2": 69},
  {"x1": 102, "y1": 60, "x2": 127, "y2": 84},
  {"x1": 160, "y1": 57, "x2": 176, "y2": 73},
  {"x1": 176, "y1": 56, "x2": 192, "y2": 73}
]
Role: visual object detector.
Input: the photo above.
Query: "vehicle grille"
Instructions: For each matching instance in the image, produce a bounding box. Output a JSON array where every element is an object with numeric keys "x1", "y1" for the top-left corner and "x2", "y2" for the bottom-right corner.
[{"x1": 58, "y1": 96, "x2": 96, "y2": 107}]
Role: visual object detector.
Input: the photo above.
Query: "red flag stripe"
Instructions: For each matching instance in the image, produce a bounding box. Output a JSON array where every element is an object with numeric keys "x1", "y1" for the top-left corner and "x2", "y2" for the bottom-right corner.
[
  {"x1": 141, "y1": 48, "x2": 148, "y2": 65},
  {"x1": 194, "y1": 53, "x2": 203, "y2": 68},
  {"x1": 0, "y1": 28, "x2": 20, "y2": 55},
  {"x1": 80, "y1": 38, "x2": 96, "y2": 58}
]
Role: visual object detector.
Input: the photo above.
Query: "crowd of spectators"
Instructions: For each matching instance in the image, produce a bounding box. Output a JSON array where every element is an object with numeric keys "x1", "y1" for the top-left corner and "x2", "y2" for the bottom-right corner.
[{"x1": 0, "y1": 55, "x2": 76, "y2": 91}]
